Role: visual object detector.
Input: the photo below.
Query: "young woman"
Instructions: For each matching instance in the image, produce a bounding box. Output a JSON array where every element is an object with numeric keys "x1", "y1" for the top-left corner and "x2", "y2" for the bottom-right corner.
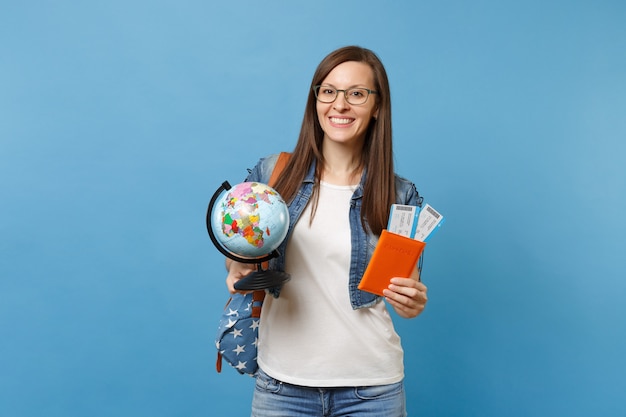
[{"x1": 225, "y1": 45, "x2": 428, "y2": 417}]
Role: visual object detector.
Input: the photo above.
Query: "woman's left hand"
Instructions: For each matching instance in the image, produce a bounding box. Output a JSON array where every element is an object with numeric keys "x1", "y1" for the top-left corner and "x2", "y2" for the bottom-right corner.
[{"x1": 383, "y1": 277, "x2": 428, "y2": 319}]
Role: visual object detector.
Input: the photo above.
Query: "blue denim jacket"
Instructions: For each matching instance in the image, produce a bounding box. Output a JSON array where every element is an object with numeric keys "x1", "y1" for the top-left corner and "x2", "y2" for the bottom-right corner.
[{"x1": 245, "y1": 153, "x2": 423, "y2": 310}]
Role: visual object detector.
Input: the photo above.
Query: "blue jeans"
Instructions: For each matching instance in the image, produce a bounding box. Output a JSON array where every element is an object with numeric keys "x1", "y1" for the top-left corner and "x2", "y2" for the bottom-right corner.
[{"x1": 251, "y1": 369, "x2": 407, "y2": 417}]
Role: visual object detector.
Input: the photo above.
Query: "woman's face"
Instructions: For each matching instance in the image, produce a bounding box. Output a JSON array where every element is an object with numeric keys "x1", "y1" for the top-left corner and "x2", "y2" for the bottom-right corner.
[{"x1": 316, "y1": 61, "x2": 378, "y2": 149}]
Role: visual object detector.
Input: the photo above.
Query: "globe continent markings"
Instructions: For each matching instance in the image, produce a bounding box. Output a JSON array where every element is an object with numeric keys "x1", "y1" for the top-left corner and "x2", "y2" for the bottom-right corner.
[{"x1": 220, "y1": 182, "x2": 281, "y2": 251}]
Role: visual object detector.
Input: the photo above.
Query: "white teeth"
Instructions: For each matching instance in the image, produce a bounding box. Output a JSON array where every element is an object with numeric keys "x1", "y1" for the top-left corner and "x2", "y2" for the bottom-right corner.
[{"x1": 330, "y1": 117, "x2": 352, "y2": 124}]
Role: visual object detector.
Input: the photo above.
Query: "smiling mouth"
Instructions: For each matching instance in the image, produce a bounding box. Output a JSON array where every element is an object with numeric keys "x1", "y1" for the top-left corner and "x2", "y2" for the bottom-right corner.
[{"x1": 329, "y1": 117, "x2": 354, "y2": 125}]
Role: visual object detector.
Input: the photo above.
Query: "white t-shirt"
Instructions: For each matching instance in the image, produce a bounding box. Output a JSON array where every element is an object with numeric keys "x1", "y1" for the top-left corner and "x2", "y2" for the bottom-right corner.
[{"x1": 257, "y1": 182, "x2": 404, "y2": 387}]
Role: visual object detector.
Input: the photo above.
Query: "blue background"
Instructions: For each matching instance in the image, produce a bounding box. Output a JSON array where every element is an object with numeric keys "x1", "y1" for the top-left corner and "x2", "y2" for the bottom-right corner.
[{"x1": 1, "y1": 1, "x2": 625, "y2": 416}]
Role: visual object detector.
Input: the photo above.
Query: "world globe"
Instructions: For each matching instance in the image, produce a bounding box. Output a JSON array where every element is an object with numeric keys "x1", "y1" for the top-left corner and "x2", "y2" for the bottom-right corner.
[
  {"x1": 206, "y1": 180, "x2": 291, "y2": 290},
  {"x1": 210, "y1": 181, "x2": 289, "y2": 258}
]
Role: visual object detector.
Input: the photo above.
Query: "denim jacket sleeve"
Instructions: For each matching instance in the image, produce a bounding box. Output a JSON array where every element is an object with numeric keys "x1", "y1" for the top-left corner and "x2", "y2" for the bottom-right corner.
[{"x1": 395, "y1": 175, "x2": 423, "y2": 207}]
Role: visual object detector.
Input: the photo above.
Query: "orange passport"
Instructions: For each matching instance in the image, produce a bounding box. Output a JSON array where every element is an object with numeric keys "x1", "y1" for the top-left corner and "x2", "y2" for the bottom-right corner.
[{"x1": 358, "y1": 230, "x2": 426, "y2": 297}]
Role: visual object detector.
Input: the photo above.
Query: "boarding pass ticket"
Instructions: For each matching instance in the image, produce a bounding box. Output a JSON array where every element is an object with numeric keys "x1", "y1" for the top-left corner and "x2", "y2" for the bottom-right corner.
[
  {"x1": 388, "y1": 203, "x2": 444, "y2": 242},
  {"x1": 387, "y1": 204, "x2": 418, "y2": 238}
]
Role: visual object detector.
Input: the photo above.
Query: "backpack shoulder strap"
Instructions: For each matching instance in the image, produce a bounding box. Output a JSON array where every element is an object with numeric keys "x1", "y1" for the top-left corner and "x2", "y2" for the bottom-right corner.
[
  {"x1": 268, "y1": 152, "x2": 290, "y2": 187},
  {"x1": 259, "y1": 151, "x2": 290, "y2": 273}
]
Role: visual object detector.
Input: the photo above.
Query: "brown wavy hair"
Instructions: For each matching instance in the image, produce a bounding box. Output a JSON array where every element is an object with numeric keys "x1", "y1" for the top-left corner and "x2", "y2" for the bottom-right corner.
[{"x1": 273, "y1": 45, "x2": 395, "y2": 236}]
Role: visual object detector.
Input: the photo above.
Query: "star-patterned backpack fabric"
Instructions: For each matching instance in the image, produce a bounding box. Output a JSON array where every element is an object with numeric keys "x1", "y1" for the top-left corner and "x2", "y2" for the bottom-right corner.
[
  {"x1": 214, "y1": 152, "x2": 290, "y2": 376},
  {"x1": 215, "y1": 289, "x2": 264, "y2": 376}
]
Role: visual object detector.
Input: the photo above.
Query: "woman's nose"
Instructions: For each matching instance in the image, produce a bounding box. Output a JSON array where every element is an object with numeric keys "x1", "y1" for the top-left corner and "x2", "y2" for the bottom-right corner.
[{"x1": 333, "y1": 92, "x2": 349, "y2": 110}]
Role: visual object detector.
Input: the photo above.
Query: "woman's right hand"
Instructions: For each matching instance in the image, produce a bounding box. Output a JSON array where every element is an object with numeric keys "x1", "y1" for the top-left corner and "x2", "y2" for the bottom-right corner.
[{"x1": 225, "y1": 259, "x2": 256, "y2": 294}]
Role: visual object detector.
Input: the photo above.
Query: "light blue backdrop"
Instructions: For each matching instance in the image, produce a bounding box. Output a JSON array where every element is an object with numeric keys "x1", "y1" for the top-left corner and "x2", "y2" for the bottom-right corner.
[{"x1": 1, "y1": 1, "x2": 625, "y2": 416}]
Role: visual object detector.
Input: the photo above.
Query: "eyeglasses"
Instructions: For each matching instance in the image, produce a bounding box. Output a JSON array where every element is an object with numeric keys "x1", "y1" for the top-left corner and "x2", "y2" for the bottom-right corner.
[{"x1": 313, "y1": 85, "x2": 378, "y2": 105}]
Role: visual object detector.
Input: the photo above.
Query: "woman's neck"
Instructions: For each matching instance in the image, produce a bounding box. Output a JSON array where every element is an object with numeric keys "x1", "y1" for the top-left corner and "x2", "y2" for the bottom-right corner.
[{"x1": 321, "y1": 145, "x2": 363, "y2": 186}]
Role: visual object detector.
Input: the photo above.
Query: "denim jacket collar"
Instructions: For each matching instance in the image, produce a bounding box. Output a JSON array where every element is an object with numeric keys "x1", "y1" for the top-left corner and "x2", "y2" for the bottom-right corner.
[{"x1": 247, "y1": 154, "x2": 420, "y2": 310}]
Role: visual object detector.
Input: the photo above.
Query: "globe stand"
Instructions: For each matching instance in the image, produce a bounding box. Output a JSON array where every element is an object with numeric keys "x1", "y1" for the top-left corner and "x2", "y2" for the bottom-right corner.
[
  {"x1": 232, "y1": 265, "x2": 291, "y2": 291},
  {"x1": 206, "y1": 181, "x2": 291, "y2": 291}
]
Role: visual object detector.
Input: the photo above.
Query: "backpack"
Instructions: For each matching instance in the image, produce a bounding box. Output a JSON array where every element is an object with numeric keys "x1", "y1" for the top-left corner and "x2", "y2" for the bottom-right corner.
[{"x1": 215, "y1": 152, "x2": 290, "y2": 376}]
